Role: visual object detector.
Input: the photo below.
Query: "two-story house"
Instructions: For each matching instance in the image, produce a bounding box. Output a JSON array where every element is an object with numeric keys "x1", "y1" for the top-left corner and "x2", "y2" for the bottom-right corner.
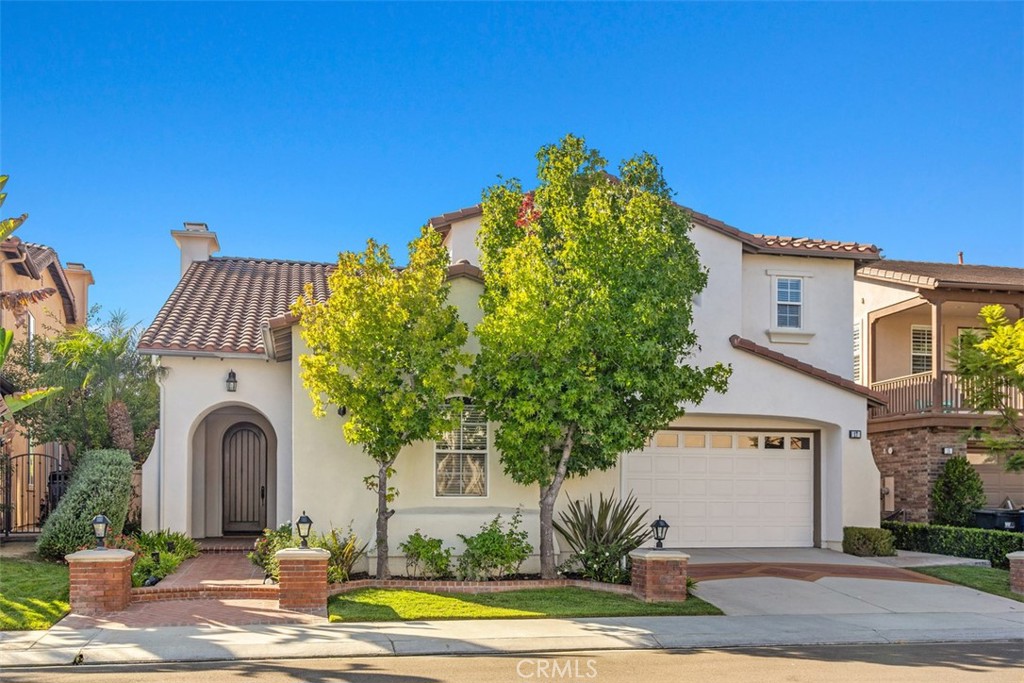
[
  {"x1": 0, "y1": 237, "x2": 93, "y2": 536},
  {"x1": 139, "y1": 207, "x2": 884, "y2": 574},
  {"x1": 854, "y1": 259, "x2": 1024, "y2": 521}
]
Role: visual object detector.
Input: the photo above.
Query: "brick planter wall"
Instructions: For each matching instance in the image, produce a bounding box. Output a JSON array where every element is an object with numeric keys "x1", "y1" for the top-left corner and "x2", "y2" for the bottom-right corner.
[
  {"x1": 1009, "y1": 552, "x2": 1024, "y2": 595},
  {"x1": 276, "y1": 547, "x2": 329, "y2": 615},
  {"x1": 65, "y1": 549, "x2": 135, "y2": 615},
  {"x1": 869, "y1": 425, "x2": 967, "y2": 522},
  {"x1": 629, "y1": 549, "x2": 689, "y2": 602}
]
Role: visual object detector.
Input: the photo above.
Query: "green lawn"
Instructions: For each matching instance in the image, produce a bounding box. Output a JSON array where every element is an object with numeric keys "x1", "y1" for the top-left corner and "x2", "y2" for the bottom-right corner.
[
  {"x1": 0, "y1": 557, "x2": 70, "y2": 631},
  {"x1": 913, "y1": 565, "x2": 1024, "y2": 603},
  {"x1": 328, "y1": 586, "x2": 722, "y2": 622}
]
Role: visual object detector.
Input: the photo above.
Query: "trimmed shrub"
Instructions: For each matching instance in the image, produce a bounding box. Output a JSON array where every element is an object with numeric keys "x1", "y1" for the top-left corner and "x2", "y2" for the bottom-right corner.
[
  {"x1": 400, "y1": 530, "x2": 453, "y2": 578},
  {"x1": 249, "y1": 522, "x2": 368, "y2": 582},
  {"x1": 457, "y1": 510, "x2": 533, "y2": 580},
  {"x1": 931, "y1": 455, "x2": 986, "y2": 526},
  {"x1": 130, "y1": 530, "x2": 202, "y2": 587},
  {"x1": 35, "y1": 449, "x2": 133, "y2": 561},
  {"x1": 883, "y1": 521, "x2": 1024, "y2": 569},
  {"x1": 553, "y1": 491, "x2": 653, "y2": 584},
  {"x1": 842, "y1": 526, "x2": 895, "y2": 557}
]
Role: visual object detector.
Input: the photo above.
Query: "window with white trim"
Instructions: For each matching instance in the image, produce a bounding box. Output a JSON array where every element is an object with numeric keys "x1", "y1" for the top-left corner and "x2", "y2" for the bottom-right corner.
[
  {"x1": 435, "y1": 400, "x2": 487, "y2": 497},
  {"x1": 911, "y1": 325, "x2": 932, "y2": 374},
  {"x1": 775, "y1": 277, "x2": 803, "y2": 328}
]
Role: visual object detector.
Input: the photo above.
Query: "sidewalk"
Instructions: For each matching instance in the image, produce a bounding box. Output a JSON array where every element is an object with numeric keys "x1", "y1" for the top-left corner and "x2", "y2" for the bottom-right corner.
[{"x1": 2, "y1": 608, "x2": 1022, "y2": 667}]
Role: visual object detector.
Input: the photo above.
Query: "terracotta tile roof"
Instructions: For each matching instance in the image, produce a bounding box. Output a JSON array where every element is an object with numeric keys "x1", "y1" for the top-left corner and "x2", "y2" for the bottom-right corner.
[
  {"x1": 428, "y1": 203, "x2": 880, "y2": 262},
  {"x1": 729, "y1": 335, "x2": 887, "y2": 406},
  {"x1": 140, "y1": 258, "x2": 487, "y2": 358},
  {"x1": 138, "y1": 257, "x2": 333, "y2": 356},
  {"x1": 0, "y1": 238, "x2": 78, "y2": 324},
  {"x1": 857, "y1": 259, "x2": 1024, "y2": 292}
]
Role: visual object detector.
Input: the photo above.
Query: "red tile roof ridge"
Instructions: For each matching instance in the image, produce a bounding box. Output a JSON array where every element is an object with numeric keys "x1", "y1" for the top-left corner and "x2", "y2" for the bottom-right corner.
[
  {"x1": 210, "y1": 255, "x2": 336, "y2": 267},
  {"x1": 729, "y1": 334, "x2": 887, "y2": 406}
]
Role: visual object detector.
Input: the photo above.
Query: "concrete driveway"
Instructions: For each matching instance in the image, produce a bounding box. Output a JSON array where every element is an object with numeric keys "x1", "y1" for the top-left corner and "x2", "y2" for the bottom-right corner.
[{"x1": 684, "y1": 548, "x2": 1024, "y2": 617}]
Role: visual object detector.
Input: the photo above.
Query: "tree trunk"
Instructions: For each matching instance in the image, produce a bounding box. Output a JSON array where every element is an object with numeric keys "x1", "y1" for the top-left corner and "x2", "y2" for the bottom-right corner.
[
  {"x1": 538, "y1": 426, "x2": 576, "y2": 579},
  {"x1": 106, "y1": 399, "x2": 135, "y2": 453},
  {"x1": 375, "y1": 461, "x2": 393, "y2": 579}
]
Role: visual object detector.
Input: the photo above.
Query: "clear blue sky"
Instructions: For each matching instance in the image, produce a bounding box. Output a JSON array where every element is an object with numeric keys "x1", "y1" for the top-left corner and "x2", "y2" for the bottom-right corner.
[{"x1": 2, "y1": 2, "x2": 1021, "y2": 329}]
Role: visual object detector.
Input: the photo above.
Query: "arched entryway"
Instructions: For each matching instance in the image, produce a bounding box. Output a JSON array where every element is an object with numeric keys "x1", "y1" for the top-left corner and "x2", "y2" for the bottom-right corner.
[
  {"x1": 222, "y1": 422, "x2": 268, "y2": 534},
  {"x1": 189, "y1": 404, "x2": 278, "y2": 538}
]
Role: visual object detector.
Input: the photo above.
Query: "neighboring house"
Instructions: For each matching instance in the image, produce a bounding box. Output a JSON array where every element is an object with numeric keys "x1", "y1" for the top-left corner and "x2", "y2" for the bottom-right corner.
[
  {"x1": 139, "y1": 211, "x2": 884, "y2": 573},
  {"x1": 854, "y1": 260, "x2": 1024, "y2": 521},
  {"x1": 0, "y1": 237, "x2": 93, "y2": 535}
]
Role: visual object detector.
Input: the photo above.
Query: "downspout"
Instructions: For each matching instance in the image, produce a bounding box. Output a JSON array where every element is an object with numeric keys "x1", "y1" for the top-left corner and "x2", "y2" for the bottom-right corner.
[{"x1": 154, "y1": 355, "x2": 165, "y2": 530}]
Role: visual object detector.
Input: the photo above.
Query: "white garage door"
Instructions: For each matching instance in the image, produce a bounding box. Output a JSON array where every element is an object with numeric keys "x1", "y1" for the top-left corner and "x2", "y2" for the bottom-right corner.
[{"x1": 624, "y1": 431, "x2": 814, "y2": 548}]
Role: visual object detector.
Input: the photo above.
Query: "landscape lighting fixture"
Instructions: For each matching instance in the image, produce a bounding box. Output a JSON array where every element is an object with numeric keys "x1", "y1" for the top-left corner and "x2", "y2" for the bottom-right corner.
[
  {"x1": 651, "y1": 516, "x2": 669, "y2": 550},
  {"x1": 296, "y1": 511, "x2": 313, "y2": 549},
  {"x1": 92, "y1": 514, "x2": 110, "y2": 550}
]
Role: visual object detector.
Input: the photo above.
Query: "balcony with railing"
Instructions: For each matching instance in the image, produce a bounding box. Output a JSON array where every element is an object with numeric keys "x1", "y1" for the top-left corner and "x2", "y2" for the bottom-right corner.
[{"x1": 869, "y1": 371, "x2": 1024, "y2": 419}]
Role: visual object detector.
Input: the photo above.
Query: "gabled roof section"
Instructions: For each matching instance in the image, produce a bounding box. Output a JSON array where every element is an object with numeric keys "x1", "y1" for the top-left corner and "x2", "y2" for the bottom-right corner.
[
  {"x1": 138, "y1": 257, "x2": 333, "y2": 357},
  {"x1": 729, "y1": 335, "x2": 887, "y2": 406},
  {"x1": 140, "y1": 256, "x2": 486, "y2": 359},
  {"x1": 857, "y1": 260, "x2": 1024, "y2": 292},
  {"x1": 0, "y1": 238, "x2": 78, "y2": 324},
  {"x1": 427, "y1": 202, "x2": 880, "y2": 263}
]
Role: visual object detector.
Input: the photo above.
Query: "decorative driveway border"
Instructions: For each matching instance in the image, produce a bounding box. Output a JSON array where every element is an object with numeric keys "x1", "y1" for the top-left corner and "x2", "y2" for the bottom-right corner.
[{"x1": 688, "y1": 562, "x2": 950, "y2": 584}]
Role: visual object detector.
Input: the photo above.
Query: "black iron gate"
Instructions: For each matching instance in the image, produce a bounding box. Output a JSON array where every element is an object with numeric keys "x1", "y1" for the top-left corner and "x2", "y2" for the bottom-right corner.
[{"x1": 1, "y1": 448, "x2": 70, "y2": 537}]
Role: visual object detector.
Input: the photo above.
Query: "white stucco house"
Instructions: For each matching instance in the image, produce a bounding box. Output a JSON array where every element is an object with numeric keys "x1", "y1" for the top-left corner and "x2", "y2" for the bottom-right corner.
[{"x1": 139, "y1": 206, "x2": 886, "y2": 573}]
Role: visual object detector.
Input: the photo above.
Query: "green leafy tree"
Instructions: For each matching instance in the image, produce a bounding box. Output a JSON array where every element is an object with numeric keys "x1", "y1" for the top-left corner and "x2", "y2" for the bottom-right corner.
[
  {"x1": 951, "y1": 304, "x2": 1024, "y2": 472},
  {"x1": 931, "y1": 455, "x2": 986, "y2": 526},
  {"x1": 0, "y1": 174, "x2": 61, "y2": 433},
  {"x1": 8, "y1": 310, "x2": 160, "y2": 464},
  {"x1": 472, "y1": 135, "x2": 731, "y2": 578},
  {"x1": 293, "y1": 227, "x2": 469, "y2": 579}
]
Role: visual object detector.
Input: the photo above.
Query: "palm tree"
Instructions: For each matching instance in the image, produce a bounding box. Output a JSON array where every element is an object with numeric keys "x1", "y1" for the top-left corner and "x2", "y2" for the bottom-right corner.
[{"x1": 53, "y1": 312, "x2": 155, "y2": 457}]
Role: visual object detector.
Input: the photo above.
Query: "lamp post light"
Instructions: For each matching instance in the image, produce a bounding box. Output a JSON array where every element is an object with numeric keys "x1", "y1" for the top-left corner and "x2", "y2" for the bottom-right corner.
[
  {"x1": 226, "y1": 369, "x2": 238, "y2": 392},
  {"x1": 651, "y1": 515, "x2": 669, "y2": 550},
  {"x1": 296, "y1": 511, "x2": 313, "y2": 549},
  {"x1": 91, "y1": 514, "x2": 111, "y2": 550}
]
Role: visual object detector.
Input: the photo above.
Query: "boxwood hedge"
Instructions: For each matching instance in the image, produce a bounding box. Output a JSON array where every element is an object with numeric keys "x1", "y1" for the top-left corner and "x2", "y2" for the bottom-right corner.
[
  {"x1": 882, "y1": 520, "x2": 1024, "y2": 569},
  {"x1": 35, "y1": 449, "x2": 134, "y2": 562}
]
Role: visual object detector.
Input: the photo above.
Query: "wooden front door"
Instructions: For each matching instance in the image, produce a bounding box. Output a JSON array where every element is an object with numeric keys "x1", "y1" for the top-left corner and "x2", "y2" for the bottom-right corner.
[{"x1": 222, "y1": 422, "x2": 267, "y2": 534}]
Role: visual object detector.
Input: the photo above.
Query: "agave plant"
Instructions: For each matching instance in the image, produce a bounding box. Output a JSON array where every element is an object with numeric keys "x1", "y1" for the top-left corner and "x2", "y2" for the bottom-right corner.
[{"x1": 553, "y1": 490, "x2": 653, "y2": 584}]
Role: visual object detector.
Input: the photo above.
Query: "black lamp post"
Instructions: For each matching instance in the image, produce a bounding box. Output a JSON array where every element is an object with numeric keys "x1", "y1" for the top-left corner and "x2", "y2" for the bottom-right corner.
[
  {"x1": 296, "y1": 511, "x2": 313, "y2": 549},
  {"x1": 651, "y1": 515, "x2": 669, "y2": 550},
  {"x1": 226, "y1": 369, "x2": 238, "y2": 392},
  {"x1": 92, "y1": 514, "x2": 110, "y2": 550}
]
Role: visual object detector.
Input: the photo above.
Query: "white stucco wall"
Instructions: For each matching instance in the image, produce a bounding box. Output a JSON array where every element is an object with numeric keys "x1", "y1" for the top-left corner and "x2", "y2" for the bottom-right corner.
[
  {"x1": 143, "y1": 354, "x2": 292, "y2": 536},
  {"x1": 444, "y1": 215, "x2": 483, "y2": 266}
]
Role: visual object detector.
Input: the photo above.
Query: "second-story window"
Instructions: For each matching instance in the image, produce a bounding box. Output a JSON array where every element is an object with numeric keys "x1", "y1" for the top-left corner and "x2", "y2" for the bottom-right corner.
[
  {"x1": 911, "y1": 325, "x2": 932, "y2": 374},
  {"x1": 775, "y1": 277, "x2": 803, "y2": 329}
]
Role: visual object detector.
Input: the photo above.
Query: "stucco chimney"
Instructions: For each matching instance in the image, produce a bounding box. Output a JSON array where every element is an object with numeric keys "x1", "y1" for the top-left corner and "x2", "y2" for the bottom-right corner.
[
  {"x1": 170, "y1": 222, "x2": 220, "y2": 277},
  {"x1": 63, "y1": 262, "x2": 94, "y2": 327}
]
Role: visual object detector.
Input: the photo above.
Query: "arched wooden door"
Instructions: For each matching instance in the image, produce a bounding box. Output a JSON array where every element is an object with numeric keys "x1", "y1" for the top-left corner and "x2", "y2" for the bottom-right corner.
[{"x1": 222, "y1": 422, "x2": 267, "y2": 534}]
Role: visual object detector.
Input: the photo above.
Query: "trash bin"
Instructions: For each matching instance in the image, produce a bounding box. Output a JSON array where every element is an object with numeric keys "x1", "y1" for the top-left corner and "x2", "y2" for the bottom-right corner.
[
  {"x1": 993, "y1": 509, "x2": 1021, "y2": 532},
  {"x1": 974, "y1": 509, "x2": 997, "y2": 529}
]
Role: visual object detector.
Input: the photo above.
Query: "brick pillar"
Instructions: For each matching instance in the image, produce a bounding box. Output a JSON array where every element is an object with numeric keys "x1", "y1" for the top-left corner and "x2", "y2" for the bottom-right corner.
[
  {"x1": 276, "y1": 547, "x2": 330, "y2": 615},
  {"x1": 629, "y1": 548, "x2": 689, "y2": 602},
  {"x1": 64, "y1": 549, "x2": 135, "y2": 615},
  {"x1": 1008, "y1": 552, "x2": 1024, "y2": 595}
]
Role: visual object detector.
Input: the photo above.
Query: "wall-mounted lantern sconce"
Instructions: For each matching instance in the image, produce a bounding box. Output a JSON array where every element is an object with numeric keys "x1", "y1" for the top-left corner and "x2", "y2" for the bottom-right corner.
[
  {"x1": 226, "y1": 369, "x2": 238, "y2": 392},
  {"x1": 848, "y1": 430, "x2": 862, "y2": 439},
  {"x1": 941, "y1": 446, "x2": 954, "y2": 456}
]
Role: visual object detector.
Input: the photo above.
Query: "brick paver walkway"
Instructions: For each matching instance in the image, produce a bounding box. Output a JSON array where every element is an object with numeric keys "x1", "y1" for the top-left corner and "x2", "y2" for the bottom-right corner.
[
  {"x1": 688, "y1": 562, "x2": 950, "y2": 584},
  {"x1": 58, "y1": 544, "x2": 328, "y2": 630},
  {"x1": 159, "y1": 552, "x2": 266, "y2": 589}
]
